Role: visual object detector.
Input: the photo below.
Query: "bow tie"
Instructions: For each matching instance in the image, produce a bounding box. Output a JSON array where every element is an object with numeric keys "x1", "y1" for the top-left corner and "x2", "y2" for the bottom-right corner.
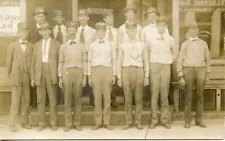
[
  {"x1": 20, "y1": 42, "x2": 27, "y2": 45},
  {"x1": 157, "y1": 36, "x2": 164, "y2": 40},
  {"x1": 70, "y1": 41, "x2": 76, "y2": 45},
  {"x1": 99, "y1": 40, "x2": 104, "y2": 44},
  {"x1": 191, "y1": 38, "x2": 198, "y2": 41}
]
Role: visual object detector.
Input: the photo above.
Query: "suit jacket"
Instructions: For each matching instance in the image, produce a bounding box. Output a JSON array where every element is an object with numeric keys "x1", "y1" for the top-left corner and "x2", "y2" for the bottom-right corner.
[
  {"x1": 6, "y1": 40, "x2": 33, "y2": 85},
  {"x1": 31, "y1": 38, "x2": 60, "y2": 86}
]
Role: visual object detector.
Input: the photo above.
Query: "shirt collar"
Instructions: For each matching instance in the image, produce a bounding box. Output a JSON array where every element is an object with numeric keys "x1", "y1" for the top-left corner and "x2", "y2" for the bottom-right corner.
[
  {"x1": 149, "y1": 23, "x2": 156, "y2": 27},
  {"x1": 19, "y1": 39, "x2": 27, "y2": 44},
  {"x1": 43, "y1": 38, "x2": 50, "y2": 43},
  {"x1": 68, "y1": 39, "x2": 77, "y2": 43},
  {"x1": 56, "y1": 24, "x2": 64, "y2": 29},
  {"x1": 79, "y1": 25, "x2": 88, "y2": 30},
  {"x1": 190, "y1": 37, "x2": 199, "y2": 41},
  {"x1": 107, "y1": 26, "x2": 113, "y2": 29}
]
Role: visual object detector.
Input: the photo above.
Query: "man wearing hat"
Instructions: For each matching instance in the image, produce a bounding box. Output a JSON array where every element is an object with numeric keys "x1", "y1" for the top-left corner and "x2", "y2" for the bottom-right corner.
[
  {"x1": 31, "y1": 21, "x2": 60, "y2": 131},
  {"x1": 103, "y1": 9, "x2": 119, "y2": 108},
  {"x1": 53, "y1": 9, "x2": 68, "y2": 105},
  {"x1": 147, "y1": 17, "x2": 178, "y2": 129},
  {"x1": 88, "y1": 22, "x2": 116, "y2": 130},
  {"x1": 58, "y1": 21, "x2": 87, "y2": 132},
  {"x1": 53, "y1": 9, "x2": 68, "y2": 44},
  {"x1": 77, "y1": 8, "x2": 95, "y2": 106},
  {"x1": 177, "y1": 21, "x2": 210, "y2": 129},
  {"x1": 6, "y1": 23, "x2": 33, "y2": 132},
  {"x1": 118, "y1": 5, "x2": 142, "y2": 44},
  {"x1": 117, "y1": 23, "x2": 149, "y2": 130},
  {"x1": 141, "y1": 6, "x2": 169, "y2": 43}
]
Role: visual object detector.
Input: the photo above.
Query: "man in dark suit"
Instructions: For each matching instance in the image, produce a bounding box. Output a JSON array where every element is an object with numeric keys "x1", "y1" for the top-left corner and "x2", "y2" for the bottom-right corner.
[
  {"x1": 7, "y1": 23, "x2": 33, "y2": 132},
  {"x1": 31, "y1": 21, "x2": 60, "y2": 131}
]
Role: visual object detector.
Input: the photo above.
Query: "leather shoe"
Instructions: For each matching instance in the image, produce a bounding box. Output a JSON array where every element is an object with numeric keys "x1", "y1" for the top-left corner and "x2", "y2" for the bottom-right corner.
[
  {"x1": 149, "y1": 123, "x2": 156, "y2": 129},
  {"x1": 162, "y1": 123, "x2": 171, "y2": 129},
  {"x1": 74, "y1": 125, "x2": 82, "y2": 131},
  {"x1": 184, "y1": 122, "x2": 191, "y2": 128},
  {"x1": 51, "y1": 125, "x2": 58, "y2": 131},
  {"x1": 122, "y1": 124, "x2": 132, "y2": 130},
  {"x1": 21, "y1": 123, "x2": 32, "y2": 129},
  {"x1": 37, "y1": 126, "x2": 45, "y2": 131},
  {"x1": 92, "y1": 125, "x2": 101, "y2": 130},
  {"x1": 105, "y1": 125, "x2": 114, "y2": 130},
  {"x1": 9, "y1": 125, "x2": 17, "y2": 132},
  {"x1": 64, "y1": 126, "x2": 72, "y2": 132},
  {"x1": 136, "y1": 124, "x2": 143, "y2": 130},
  {"x1": 196, "y1": 122, "x2": 207, "y2": 128}
]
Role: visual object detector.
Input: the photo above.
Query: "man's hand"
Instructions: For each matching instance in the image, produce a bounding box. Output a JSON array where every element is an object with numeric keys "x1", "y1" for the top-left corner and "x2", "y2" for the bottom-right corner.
[
  {"x1": 206, "y1": 72, "x2": 210, "y2": 82},
  {"x1": 88, "y1": 76, "x2": 92, "y2": 87},
  {"x1": 144, "y1": 77, "x2": 149, "y2": 86},
  {"x1": 179, "y1": 76, "x2": 186, "y2": 87},
  {"x1": 117, "y1": 78, "x2": 122, "y2": 87},
  {"x1": 82, "y1": 75, "x2": 87, "y2": 87},
  {"x1": 31, "y1": 80, "x2": 35, "y2": 87},
  {"x1": 59, "y1": 77, "x2": 63, "y2": 88},
  {"x1": 111, "y1": 75, "x2": 116, "y2": 85}
]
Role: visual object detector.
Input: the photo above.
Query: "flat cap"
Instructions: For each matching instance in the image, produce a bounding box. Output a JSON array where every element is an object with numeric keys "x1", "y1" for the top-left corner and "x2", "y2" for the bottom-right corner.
[
  {"x1": 125, "y1": 22, "x2": 137, "y2": 29},
  {"x1": 37, "y1": 21, "x2": 52, "y2": 30},
  {"x1": 95, "y1": 22, "x2": 106, "y2": 30},
  {"x1": 156, "y1": 16, "x2": 168, "y2": 24},
  {"x1": 78, "y1": 9, "x2": 88, "y2": 16},
  {"x1": 54, "y1": 9, "x2": 64, "y2": 16},
  {"x1": 34, "y1": 6, "x2": 47, "y2": 15},
  {"x1": 103, "y1": 9, "x2": 113, "y2": 18},
  {"x1": 122, "y1": 5, "x2": 137, "y2": 13},
  {"x1": 17, "y1": 22, "x2": 29, "y2": 31},
  {"x1": 147, "y1": 7, "x2": 157, "y2": 14},
  {"x1": 66, "y1": 21, "x2": 77, "y2": 28}
]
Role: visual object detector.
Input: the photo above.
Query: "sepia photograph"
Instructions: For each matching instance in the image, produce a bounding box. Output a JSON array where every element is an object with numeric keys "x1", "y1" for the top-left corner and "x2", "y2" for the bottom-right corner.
[{"x1": 0, "y1": 0, "x2": 224, "y2": 140}]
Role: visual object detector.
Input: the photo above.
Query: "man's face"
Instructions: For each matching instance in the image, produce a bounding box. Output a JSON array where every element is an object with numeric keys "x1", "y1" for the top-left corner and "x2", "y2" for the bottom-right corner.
[
  {"x1": 147, "y1": 12, "x2": 157, "y2": 23},
  {"x1": 188, "y1": 26, "x2": 199, "y2": 37},
  {"x1": 125, "y1": 10, "x2": 135, "y2": 21},
  {"x1": 104, "y1": 15, "x2": 114, "y2": 25},
  {"x1": 54, "y1": 15, "x2": 64, "y2": 25},
  {"x1": 18, "y1": 30, "x2": 29, "y2": 40},
  {"x1": 39, "y1": 28, "x2": 52, "y2": 39},
  {"x1": 34, "y1": 13, "x2": 46, "y2": 23},
  {"x1": 126, "y1": 28, "x2": 137, "y2": 40},
  {"x1": 156, "y1": 22, "x2": 167, "y2": 34},
  {"x1": 96, "y1": 29, "x2": 106, "y2": 40},
  {"x1": 67, "y1": 27, "x2": 76, "y2": 38},
  {"x1": 78, "y1": 14, "x2": 89, "y2": 25}
]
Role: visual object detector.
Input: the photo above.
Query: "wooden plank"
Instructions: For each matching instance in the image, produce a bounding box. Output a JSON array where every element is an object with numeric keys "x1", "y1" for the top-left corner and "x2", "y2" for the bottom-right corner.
[
  {"x1": 72, "y1": 0, "x2": 78, "y2": 21},
  {"x1": 216, "y1": 89, "x2": 221, "y2": 111}
]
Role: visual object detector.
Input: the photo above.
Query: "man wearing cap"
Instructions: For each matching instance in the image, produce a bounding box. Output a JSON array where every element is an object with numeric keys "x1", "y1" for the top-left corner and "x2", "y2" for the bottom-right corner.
[
  {"x1": 58, "y1": 21, "x2": 87, "y2": 132},
  {"x1": 103, "y1": 10, "x2": 119, "y2": 108},
  {"x1": 147, "y1": 17, "x2": 178, "y2": 129},
  {"x1": 141, "y1": 6, "x2": 169, "y2": 43},
  {"x1": 31, "y1": 21, "x2": 60, "y2": 131},
  {"x1": 32, "y1": 6, "x2": 47, "y2": 43},
  {"x1": 117, "y1": 23, "x2": 149, "y2": 130},
  {"x1": 53, "y1": 9, "x2": 68, "y2": 44},
  {"x1": 53, "y1": 9, "x2": 68, "y2": 105},
  {"x1": 77, "y1": 8, "x2": 96, "y2": 106},
  {"x1": 118, "y1": 5, "x2": 142, "y2": 44},
  {"x1": 6, "y1": 23, "x2": 33, "y2": 132},
  {"x1": 88, "y1": 22, "x2": 116, "y2": 130},
  {"x1": 177, "y1": 22, "x2": 210, "y2": 129}
]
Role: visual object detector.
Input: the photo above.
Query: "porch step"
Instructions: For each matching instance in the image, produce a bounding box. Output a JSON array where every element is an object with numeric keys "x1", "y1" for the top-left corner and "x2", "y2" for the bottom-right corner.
[{"x1": 29, "y1": 106, "x2": 225, "y2": 126}]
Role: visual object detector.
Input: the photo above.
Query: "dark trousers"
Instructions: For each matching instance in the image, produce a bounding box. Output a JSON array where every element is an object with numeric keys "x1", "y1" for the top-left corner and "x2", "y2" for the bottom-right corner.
[
  {"x1": 183, "y1": 67, "x2": 206, "y2": 123},
  {"x1": 83, "y1": 85, "x2": 94, "y2": 105}
]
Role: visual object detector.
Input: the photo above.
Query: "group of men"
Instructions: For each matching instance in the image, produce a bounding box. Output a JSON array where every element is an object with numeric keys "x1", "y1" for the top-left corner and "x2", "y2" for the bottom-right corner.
[{"x1": 6, "y1": 4, "x2": 210, "y2": 132}]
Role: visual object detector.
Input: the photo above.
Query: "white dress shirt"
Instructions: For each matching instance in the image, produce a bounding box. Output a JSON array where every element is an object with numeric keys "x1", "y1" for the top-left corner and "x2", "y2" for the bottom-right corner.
[
  {"x1": 19, "y1": 39, "x2": 27, "y2": 52},
  {"x1": 42, "y1": 38, "x2": 51, "y2": 63}
]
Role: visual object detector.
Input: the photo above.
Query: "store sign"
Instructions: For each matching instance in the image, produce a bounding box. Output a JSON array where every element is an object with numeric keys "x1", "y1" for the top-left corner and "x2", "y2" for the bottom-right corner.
[
  {"x1": 0, "y1": 6, "x2": 20, "y2": 36},
  {"x1": 180, "y1": 0, "x2": 225, "y2": 12}
]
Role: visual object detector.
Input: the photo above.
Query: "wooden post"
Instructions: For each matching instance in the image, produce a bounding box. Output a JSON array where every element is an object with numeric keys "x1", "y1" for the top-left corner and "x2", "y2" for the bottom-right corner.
[
  {"x1": 157, "y1": 0, "x2": 165, "y2": 16},
  {"x1": 172, "y1": 0, "x2": 180, "y2": 112},
  {"x1": 211, "y1": 11, "x2": 221, "y2": 59},
  {"x1": 20, "y1": 0, "x2": 27, "y2": 22},
  {"x1": 72, "y1": 0, "x2": 78, "y2": 21},
  {"x1": 216, "y1": 89, "x2": 221, "y2": 111}
]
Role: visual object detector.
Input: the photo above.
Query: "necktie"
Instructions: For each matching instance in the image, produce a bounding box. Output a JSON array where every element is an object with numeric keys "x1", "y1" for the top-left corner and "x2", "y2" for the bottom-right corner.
[
  {"x1": 99, "y1": 40, "x2": 104, "y2": 44},
  {"x1": 108, "y1": 28, "x2": 113, "y2": 41},
  {"x1": 70, "y1": 41, "x2": 76, "y2": 45},
  {"x1": 56, "y1": 27, "x2": 63, "y2": 44},
  {"x1": 80, "y1": 28, "x2": 85, "y2": 44}
]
